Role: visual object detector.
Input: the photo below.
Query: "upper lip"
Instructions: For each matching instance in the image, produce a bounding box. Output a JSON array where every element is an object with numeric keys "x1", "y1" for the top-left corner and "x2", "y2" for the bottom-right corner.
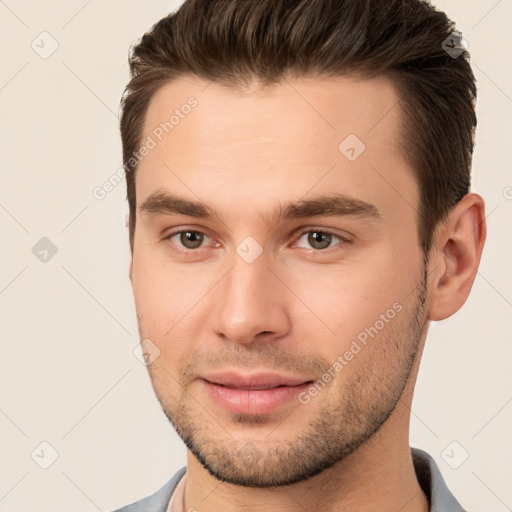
[{"x1": 201, "y1": 372, "x2": 313, "y2": 390}]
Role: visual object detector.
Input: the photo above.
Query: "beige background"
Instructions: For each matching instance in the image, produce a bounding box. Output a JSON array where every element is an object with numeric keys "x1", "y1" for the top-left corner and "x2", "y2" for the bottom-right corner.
[{"x1": 0, "y1": 1, "x2": 511, "y2": 511}]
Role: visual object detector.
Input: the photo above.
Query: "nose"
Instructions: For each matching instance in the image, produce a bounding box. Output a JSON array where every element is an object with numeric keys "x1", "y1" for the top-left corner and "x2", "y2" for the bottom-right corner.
[{"x1": 211, "y1": 252, "x2": 292, "y2": 345}]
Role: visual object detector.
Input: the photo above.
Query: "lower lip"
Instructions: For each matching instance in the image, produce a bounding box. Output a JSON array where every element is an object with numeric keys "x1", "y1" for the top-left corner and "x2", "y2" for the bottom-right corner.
[{"x1": 201, "y1": 379, "x2": 311, "y2": 415}]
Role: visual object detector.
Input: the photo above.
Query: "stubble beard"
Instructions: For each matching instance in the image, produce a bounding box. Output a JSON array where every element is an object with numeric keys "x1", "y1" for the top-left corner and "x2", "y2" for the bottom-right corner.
[{"x1": 150, "y1": 274, "x2": 428, "y2": 488}]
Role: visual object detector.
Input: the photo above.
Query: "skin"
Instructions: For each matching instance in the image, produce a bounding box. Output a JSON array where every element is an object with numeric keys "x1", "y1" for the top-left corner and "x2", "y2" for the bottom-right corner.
[{"x1": 128, "y1": 75, "x2": 486, "y2": 512}]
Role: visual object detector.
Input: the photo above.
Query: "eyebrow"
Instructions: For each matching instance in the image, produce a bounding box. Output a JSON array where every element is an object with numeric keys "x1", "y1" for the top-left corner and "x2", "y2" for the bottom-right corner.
[{"x1": 139, "y1": 189, "x2": 382, "y2": 224}]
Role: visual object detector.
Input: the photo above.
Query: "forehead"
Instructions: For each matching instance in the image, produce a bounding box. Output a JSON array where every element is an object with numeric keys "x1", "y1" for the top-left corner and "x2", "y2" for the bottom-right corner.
[
  {"x1": 137, "y1": 74, "x2": 417, "y2": 226},
  {"x1": 144, "y1": 74, "x2": 404, "y2": 151}
]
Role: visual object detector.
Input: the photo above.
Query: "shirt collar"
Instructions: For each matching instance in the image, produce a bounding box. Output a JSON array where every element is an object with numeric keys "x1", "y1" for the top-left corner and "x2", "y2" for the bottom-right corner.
[{"x1": 412, "y1": 447, "x2": 467, "y2": 511}]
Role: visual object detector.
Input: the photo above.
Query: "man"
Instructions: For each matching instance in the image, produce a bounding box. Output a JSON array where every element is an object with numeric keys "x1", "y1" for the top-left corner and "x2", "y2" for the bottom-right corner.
[{"x1": 114, "y1": 0, "x2": 486, "y2": 510}]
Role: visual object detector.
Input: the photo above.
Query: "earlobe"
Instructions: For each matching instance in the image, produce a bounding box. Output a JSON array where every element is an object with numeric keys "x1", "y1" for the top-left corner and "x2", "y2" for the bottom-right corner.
[
  {"x1": 427, "y1": 193, "x2": 486, "y2": 321},
  {"x1": 128, "y1": 253, "x2": 133, "y2": 283}
]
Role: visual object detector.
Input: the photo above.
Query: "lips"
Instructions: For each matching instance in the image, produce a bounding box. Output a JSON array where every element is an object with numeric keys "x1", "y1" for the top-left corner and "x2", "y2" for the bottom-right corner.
[
  {"x1": 199, "y1": 372, "x2": 314, "y2": 415},
  {"x1": 203, "y1": 371, "x2": 311, "y2": 389}
]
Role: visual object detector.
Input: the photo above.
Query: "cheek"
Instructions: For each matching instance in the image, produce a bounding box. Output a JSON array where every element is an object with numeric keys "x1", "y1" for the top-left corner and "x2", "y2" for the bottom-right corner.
[
  {"x1": 131, "y1": 251, "x2": 213, "y2": 371},
  {"x1": 291, "y1": 276, "x2": 415, "y2": 394},
  {"x1": 132, "y1": 247, "x2": 197, "y2": 326},
  {"x1": 281, "y1": 251, "x2": 420, "y2": 362}
]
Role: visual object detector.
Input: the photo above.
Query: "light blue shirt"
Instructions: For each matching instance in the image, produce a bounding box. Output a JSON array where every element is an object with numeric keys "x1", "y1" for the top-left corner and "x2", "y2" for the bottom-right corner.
[{"x1": 112, "y1": 447, "x2": 467, "y2": 512}]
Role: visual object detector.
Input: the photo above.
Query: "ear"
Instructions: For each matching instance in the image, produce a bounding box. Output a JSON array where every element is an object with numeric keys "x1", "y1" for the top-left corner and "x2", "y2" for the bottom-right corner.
[{"x1": 427, "y1": 193, "x2": 486, "y2": 321}]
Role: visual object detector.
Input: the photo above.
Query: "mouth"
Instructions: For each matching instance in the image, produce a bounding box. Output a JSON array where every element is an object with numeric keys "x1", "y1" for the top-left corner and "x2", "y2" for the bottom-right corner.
[
  {"x1": 199, "y1": 372, "x2": 314, "y2": 415},
  {"x1": 202, "y1": 371, "x2": 313, "y2": 388},
  {"x1": 210, "y1": 383, "x2": 301, "y2": 390}
]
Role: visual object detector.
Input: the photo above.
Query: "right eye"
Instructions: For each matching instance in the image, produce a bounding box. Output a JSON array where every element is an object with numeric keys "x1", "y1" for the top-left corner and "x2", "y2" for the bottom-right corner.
[{"x1": 164, "y1": 230, "x2": 212, "y2": 250}]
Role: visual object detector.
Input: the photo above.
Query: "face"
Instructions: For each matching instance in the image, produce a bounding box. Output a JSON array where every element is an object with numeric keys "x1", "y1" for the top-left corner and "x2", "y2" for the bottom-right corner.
[{"x1": 130, "y1": 75, "x2": 429, "y2": 487}]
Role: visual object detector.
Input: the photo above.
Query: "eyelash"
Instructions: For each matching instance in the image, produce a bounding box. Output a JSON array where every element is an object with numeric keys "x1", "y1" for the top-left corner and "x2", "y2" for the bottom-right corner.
[{"x1": 163, "y1": 228, "x2": 350, "y2": 254}]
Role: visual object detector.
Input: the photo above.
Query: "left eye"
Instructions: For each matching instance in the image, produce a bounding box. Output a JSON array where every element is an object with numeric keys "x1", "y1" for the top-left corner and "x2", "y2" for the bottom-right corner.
[{"x1": 294, "y1": 230, "x2": 346, "y2": 250}]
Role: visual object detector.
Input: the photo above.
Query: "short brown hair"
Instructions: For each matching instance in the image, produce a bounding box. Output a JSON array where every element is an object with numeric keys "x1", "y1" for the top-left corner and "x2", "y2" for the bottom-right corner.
[{"x1": 120, "y1": 0, "x2": 476, "y2": 255}]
